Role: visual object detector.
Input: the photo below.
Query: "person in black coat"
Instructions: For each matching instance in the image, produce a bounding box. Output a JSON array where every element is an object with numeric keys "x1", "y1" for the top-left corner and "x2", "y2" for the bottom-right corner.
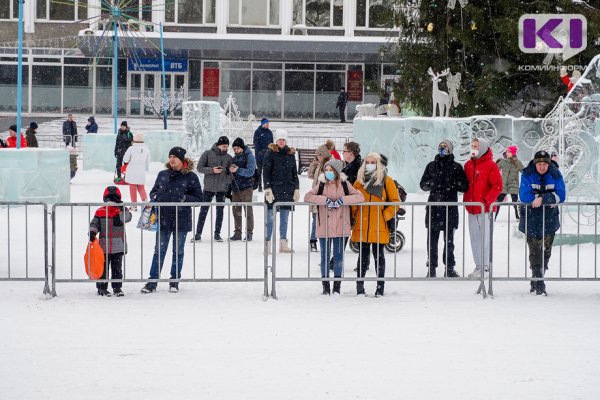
[
  {"x1": 341, "y1": 141, "x2": 362, "y2": 185},
  {"x1": 62, "y1": 113, "x2": 78, "y2": 147},
  {"x1": 420, "y1": 139, "x2": 469, "y2": 278},
  {"x1": 141, "y1": 147, "x2": 203, "y2": 294},
  {"x1": 86, "y1": 116, "x2": 98, "y2": 133},
  {"x1": 252, "y1": 118, "x2": 273, "y2": 192},
  {"x1": 336, "y1": 88, "x2": 348, "y2": 123},
  {"x1": 114, "y1": 121, "x2": 133, "y2": 181},
  {"x1": 262, "y1": 130, "x2": 299, "y2": 253}
]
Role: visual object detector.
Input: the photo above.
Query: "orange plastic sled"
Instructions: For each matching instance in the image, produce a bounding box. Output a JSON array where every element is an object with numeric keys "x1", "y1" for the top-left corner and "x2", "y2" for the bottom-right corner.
[{"x1": 84, "y1": 238, "x2": 105, "y2": 280}]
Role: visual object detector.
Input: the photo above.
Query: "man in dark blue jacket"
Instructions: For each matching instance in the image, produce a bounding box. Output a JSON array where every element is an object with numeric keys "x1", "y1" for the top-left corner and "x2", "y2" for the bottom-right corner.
[
  {"x1": 519, "y1": 150, "x2": 566, "y2": 296},
  {"x1": 252, "y1": 118, "x2": 273, "y2": 192},
  {"x1": 141, "y1": 147, "x2": 203, "y2": 293},
  {"x1": 229, "y1": 138, "x2": 257, "y2": 241}
]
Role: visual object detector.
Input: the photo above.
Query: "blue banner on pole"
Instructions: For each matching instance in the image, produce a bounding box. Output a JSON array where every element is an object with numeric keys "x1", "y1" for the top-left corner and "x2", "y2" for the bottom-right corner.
[{"x1": 128, "y1": 58, "x2": 188, "y2": 72}]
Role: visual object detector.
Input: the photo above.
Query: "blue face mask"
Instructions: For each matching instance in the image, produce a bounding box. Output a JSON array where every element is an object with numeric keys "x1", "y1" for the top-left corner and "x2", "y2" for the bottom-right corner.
[
  {"x1": 438, "y1": 147, "x2": 449, "y2": 157},
  {"x1": 325, "y1": 171, "x2": 336, "y2": 181}
]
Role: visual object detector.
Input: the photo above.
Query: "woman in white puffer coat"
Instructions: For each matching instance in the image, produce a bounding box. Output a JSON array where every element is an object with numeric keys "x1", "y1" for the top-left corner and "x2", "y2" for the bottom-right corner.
[{"x1": 122, "y1": 133, "x2": 151, "y2": 210}]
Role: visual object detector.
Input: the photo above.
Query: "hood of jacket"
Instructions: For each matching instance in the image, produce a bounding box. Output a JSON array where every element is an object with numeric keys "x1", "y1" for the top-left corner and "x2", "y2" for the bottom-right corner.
[
  {"x1": 268, "y1": 143, "x2": 296, "y2": 155},
  {"x1": 164, "y1": 157, "x2": 195, "y2": 174}
]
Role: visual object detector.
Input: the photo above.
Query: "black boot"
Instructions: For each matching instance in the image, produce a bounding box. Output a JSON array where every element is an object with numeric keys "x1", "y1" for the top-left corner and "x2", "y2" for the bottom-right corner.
[
  {"x1": 332, "y1": 281, "x2": 341, "y2": 294},
  {"x1": 374, "y1": 284, "x2": 384, "y2": 297},
  {"x1": 444, "y1": 267, "x2": 460, "y2": 278},
  {"x1": 427, "y1": 266, "x2": 436, "y2": 278},
  {"x1": 531, "y1": 266, "x2": 546, "y2": 295},
  {"x1": 322, "y1": 281, "x2": 331, "y2": 295},
  {"x1": 310, "y1": 239, "x2": 318, "y2": 252},
  {"x1": 356, "y1": 281, "x2": 366, "y2": 296}
]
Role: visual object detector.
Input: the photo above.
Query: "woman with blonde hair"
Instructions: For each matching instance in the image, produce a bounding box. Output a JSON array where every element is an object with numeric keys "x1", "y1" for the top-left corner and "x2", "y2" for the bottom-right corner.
[
  {"x1": 305, "y1": 159, "x2": 364, "y2": 295},
  {"x1": 351, "y1": 152, "x2": 400, "y2": 297}
]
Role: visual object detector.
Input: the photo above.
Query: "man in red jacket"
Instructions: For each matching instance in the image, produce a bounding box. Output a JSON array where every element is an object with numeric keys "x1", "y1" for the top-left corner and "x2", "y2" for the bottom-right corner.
[
  {"x1": 463, "y1": 137, "x2": 502, "y2": 278},
  {"x1": 5, "y1": 125, "x2": 28, "y2": 148}
]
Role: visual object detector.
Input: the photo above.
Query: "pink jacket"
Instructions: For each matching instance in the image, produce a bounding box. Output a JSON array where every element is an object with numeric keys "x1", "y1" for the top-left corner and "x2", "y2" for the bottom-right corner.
[{"x1": 304, "y1": 174, "x2": 365, "y2": 238}]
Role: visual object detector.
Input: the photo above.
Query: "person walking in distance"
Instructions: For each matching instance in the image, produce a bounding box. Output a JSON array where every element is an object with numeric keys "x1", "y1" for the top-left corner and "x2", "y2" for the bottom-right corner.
[
  {"x1": 141, "y1": 147, "x2": 203, "y2": 293},
  {"x1": 464, "y1": 137, "x2": 502, "y2": 278},
  {"x1": 495, "y1": 145, "x2": 524, "y2": 221},
  {"x1": 114, "y1": 121, "x2": 133, "y2": 183},
  {"x1": 253, "y1": 118, "x2": 273, "y2": 192},
  {"x1": 62, "y1": 113, "x2": 78, "y2": 147},
  {"x1": 519, "y1": 150, "x2": 566, "y2": 295},
  {"x1": 336, "y1": 87, "x2": 348, "y2": 123},
  {"x1": 229, "y1": 137, "x2": 257, "y2": 242},
  {"x1": 420, "y1": 140, "x2": 469, "y2": 278},
  {"x1": 193, "y1": 136, "x2": 233, "y2": 242},
  {"x1": 262, "y1": 130, "x2": 299, "y2": 254},
  {"x1": 122, "y1": 133, "x2": 151, "y2": 210}
]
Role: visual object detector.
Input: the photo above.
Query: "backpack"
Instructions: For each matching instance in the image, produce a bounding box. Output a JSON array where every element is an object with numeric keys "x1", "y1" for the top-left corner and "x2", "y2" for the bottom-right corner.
[{"x1": 384, "y1": 178, "x2": 407, "y2": 217}]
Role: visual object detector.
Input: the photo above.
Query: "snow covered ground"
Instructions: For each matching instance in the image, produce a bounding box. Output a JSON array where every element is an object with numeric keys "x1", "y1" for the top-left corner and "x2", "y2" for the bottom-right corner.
[{"x1": 2, "y1": 158, "x2": 600, "y2": 399}]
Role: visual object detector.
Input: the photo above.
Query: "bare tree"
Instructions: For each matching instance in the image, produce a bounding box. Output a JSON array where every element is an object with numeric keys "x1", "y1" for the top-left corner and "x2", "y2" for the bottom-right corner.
[{"x1": 142, "y1": 90, "x2": 189, "y2": 129}]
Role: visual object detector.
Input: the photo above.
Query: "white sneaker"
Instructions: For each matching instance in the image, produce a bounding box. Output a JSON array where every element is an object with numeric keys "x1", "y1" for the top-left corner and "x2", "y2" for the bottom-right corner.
[{"x1": 468, "y1": 267, "x2": 482, "y2": 278}]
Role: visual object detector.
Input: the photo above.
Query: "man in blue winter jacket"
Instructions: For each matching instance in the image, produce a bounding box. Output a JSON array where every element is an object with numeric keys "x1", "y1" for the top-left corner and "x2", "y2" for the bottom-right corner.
[
  {"x1": 519, "y1": 150, "x2": 566, "y2": 296},
  {"x1": 253, "y1": 118, "x2": 273, "y2": 192}
]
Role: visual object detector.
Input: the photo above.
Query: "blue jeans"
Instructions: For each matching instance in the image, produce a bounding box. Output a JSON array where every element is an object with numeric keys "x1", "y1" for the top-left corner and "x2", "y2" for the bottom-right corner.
[
  {"x1": 148, "y1": 229, "x2": 188, "y2": 287},
  {"x1": 311, "y1": 214, "x2": 317, "y2": 241},
  {"x1": 319, "y1": 237, "x2": 345, "y2": 278},
  {"x1": 265, "y1": 208, "x2": 290, "y2": 241}
]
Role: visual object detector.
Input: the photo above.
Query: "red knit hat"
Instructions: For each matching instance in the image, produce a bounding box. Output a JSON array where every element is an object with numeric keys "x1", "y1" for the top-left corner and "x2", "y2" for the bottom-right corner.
[{"x1": 507, "y1": 145, "x2": 518, "y2": 156}]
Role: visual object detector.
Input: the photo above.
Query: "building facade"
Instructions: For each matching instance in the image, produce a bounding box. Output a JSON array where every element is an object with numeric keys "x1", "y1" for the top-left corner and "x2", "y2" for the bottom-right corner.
[{"x1": 0, "y1": 0, "x2": 401, "y2": 120}]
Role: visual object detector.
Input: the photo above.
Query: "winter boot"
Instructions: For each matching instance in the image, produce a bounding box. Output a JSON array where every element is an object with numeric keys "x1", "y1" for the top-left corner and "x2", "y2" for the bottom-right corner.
[
  {"x1": 214, "y1": 233, "x2": 223, "y2": 242},
  {"x1": 322, "y1": 281, "x2": 331, "y2": 295},
  {"x1": 374, "y1": 284, "x2": 384, "y2": 298},
  {"x1": 332, "y1": 281, "x2": 341, "y2": 294},
  {"x1": 244, "y1": 233, "x2": 253, "y2": 241},
  {"x1": 427, "y1": 266, "x2": 436, "y2": 278},
  {"x1": 531, "y1": 266, "x2": 543, "y2": 294},
  {"x1": 97, "y1": 288, "x2": 112, "y2": 297},
  {"x1": 113, "y1": 288, "x2": 124, "y2": 297},
  {"x1": 536, "y1": 280, "x2": 547, "y2": 296},
  {"x1": 356, "y1": 281, "x2": 366, "y2": 296},
  {"x1": 279, "y1": 239, "x2": 294, "y2": 253},
  {"x1": 190, "y1": 234, "x2": 201, "y2": 243},
  {"x1": 229, "y1": 233, "x2": 242, "y2": 241},
  {"x1": 444, "y1": 267, "x2": 460, "y2": 278},
  {"x1": 140, "y1": 283, "x2": 156, "y2": 293},
  {"x1": 169, "y1": 282, "x2": 179, "y2": 293},
  {"x1": 310, "y1": 239, "x2": 318, "y2": 252}
]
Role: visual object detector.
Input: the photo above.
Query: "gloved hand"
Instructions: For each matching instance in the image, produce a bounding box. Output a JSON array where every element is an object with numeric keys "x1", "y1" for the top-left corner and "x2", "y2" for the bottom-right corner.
[
  {"x1": 560, "y1": 66, "x2": 568, "y2": 77},
  {"x1": 293, "y1": 189, "x2": 300, "y2": 202},
  {"x1": 264, "y1": 188, "x2": 274, "y2": 204},
  {"x1": 89, "y1": 231, "x2": 97, "y2": 242},
  {"x1": 326, "y1": 198, "x2": 335, "y2": 209},
  {"x1": 335, "y1": 198, "x2": 343, "y2": 207}
]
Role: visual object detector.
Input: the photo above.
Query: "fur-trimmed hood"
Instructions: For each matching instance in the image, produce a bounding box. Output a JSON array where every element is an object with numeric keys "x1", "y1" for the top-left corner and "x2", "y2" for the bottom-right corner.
[
  {"x1": 317, "y1": 172, "x2": 348, "y2": 183},
  {"x1": 164, "y1": 157, "x2": 195, "y2": 174},
  {"x1": 268, "y1": 143, "x2": 296, "y2": 155}
]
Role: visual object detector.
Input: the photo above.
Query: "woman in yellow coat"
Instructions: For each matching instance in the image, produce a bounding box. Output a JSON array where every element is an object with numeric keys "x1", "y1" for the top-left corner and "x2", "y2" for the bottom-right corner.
[{"x1": 351, "y1": 152, "x2": 400, "y2": 297}]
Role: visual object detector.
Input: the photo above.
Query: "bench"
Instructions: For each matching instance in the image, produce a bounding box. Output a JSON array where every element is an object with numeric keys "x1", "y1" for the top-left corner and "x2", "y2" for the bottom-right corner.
[{"x1": 297, "y1": 148, "x2": 316, "y2": 175}]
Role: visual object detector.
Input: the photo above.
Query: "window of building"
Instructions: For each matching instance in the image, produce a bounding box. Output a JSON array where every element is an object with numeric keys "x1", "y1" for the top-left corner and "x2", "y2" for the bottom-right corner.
[
  {"x1": 293, "y1": 0, "x2": 343, "y2": 27},
  {"x1": 64, "y1": 64, "x2": 93, "y2": 113},
  {"x1": 0, "y1": 0, "x2": 22, "y2": 19},
  {"x1": 165, "y1": 0, "x2": 215, "y2": 25},
  {"x1": 229, "y1": 0, "x2": 279, "y2": 26},
  {"x1": 35, "y1": 0, "x2": 86, "y2": 21},
  {"x1": 356, "y1": 0, "x2": 395, "y2": 29},
  {"x1": 0, "y1": 63, "x2": 28, "y2": 112}
]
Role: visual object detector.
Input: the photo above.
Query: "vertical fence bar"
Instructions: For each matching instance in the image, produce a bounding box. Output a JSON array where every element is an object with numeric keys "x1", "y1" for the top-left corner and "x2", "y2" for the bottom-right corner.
[
  {"x1": 410, "y1": 204, "x2": 414, "y2": 278},
  {"x1": 577, "y1": 204, "x2": 580, "y2": 278},
  {"x1": 7, "y1": 204, "x2": 10, "y2": 279},
  {"x1": 488, "y1": 210, "x2": 494, "y2": 296},
  {"x1": 507, "y1": 203, "x2": 511, "y2": 278},
  {"x1": 263, "y1": 204, "x2": 269, "y2": 298},
  {"x1": 192, "y1": 205, "x2": 196, "y2": 279},
  {"x1": 70, "y1": 205, "x2": 74, "y2": 280},
  {"x1": 25, "y1": 204, "x2": 29, "y2": 278},
  {"x1": 43, "y1": 204, "x2": 51, "y2": 296},
  {"x1": 227, "y1": 204, "x2": 231, "y2": 280},
  {"x1": 595, "y1": 205, "x2": 598, "y2": 279},
  {"x1": 461, "y1": 205, "x2": 465, "y2": 276},
  {"x1": 51, "y1": 205, "x2": 57, "y2": 296},
  {"x1": 307, "y1": 209, "x2": 311, "y2": 277}
]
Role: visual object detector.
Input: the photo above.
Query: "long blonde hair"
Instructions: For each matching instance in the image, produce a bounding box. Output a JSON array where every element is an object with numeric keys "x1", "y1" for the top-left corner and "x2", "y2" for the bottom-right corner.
[{"x1": 357, "y1": 152, "x2": 385, "y2": 186}]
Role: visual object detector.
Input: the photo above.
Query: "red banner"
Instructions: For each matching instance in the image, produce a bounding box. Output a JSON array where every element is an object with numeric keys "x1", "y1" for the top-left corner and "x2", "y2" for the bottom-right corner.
[
  {"x1": 346, "y1": 70, "x2": 363, "y2": 102},
  {"x1": 203, "y1": 68, "x2": 220, "y2": 97}
]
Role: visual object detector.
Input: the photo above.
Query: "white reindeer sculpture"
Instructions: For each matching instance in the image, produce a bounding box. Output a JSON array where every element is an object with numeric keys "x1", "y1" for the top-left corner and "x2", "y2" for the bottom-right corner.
[{"x1": 428, "y1": 67, "x2": 451, "y2": 117}]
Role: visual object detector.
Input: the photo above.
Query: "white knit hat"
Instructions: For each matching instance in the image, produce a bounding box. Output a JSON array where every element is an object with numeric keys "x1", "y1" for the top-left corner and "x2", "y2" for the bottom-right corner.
[{"x1": 275, "y1": 129, "x2": 288, "y2": 142}]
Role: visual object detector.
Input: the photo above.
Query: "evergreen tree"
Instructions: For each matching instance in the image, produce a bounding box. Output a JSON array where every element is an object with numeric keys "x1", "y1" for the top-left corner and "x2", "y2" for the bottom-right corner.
[{"x1": 389, "y1": 0, "x2": 600, "y2": 117}]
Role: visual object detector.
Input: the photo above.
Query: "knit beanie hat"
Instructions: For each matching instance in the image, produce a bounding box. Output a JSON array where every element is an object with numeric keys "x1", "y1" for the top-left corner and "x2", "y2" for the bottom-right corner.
[
  {"x1": 260, "y1": 118, "x2": 269, "y2": 125},
  {"x1": 439, "y1": 139, "x2": 454, "y2": 154},
  {"x1": 315, "y1": 144, "x2": 332, "y2": 159},
  {"x1": 324, "y1": 159, "x2": 344, "y2": 177},
  {"x1": 30, "y1": 122, "x2": 38, "y2": 129},
  {"x1": 133, "y1": 133, "x2": 144, "y2": 142},
  {"x1": 169, "y1": 146, "x2": 187, "y2": 162},
  {"x1": 507, "y1": 145, "x2": 518, "y2": 156},
  {"x1": 217, "y1": 136, "x2": 229, "y2": 146},
  {"x1": 275, "y1": 129, "x2": 288, "y2": 142},
  {"x1": 534, "y1": 150, "x2": 551, "y2": 165},
  {"x1": 232, "y1": 137, "x2": 245, "y2": 148},
  {"x1": 103, "y1": 186, "x2": 122, "y2": 203},
  {"x1": 9, "y1": 124, "x2": 17, "y2": 132}
]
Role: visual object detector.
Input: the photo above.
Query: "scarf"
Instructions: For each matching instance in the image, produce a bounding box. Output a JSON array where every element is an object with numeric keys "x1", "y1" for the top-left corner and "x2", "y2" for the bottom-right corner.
[{"x1": 364, "y1": 172, "x2": 385, "y2": 198}]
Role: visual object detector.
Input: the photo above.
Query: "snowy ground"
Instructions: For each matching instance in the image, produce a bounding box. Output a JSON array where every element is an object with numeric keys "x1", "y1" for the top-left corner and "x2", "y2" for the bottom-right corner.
[{"x1": 2, "y1": 159, "x2": 600, "y2": 399}]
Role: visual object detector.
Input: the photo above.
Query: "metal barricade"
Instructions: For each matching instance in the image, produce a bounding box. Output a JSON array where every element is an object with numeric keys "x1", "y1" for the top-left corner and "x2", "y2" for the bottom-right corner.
[
  {"x1": 36, "y1": 134, "x2": 83, "y2": 157},
  {"x1": 489, "y1": 201, "x2": 600, "y2": 296},
  {"x1": 269, "y1": 201, "x2": 488, "y2": 299},
  {"x1": 50, "y1": 201, "x2": 269, "y2": 297},
  {"x1": 0, "y1": 202, "x2": 51, "y2": 295}
]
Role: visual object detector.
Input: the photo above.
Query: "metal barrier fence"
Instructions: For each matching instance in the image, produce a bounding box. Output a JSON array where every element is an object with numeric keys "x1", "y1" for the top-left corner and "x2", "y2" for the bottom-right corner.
[
  {"x1": 36, "y1": 134, "x2": 83, "y2": 158},
  {"x1": 50, "y1": 202, "x2": 269, "y2": 297},
  {"x1": 270, "y1": 201, "x2": 488, "y2": 299},
  {"x1": 0, "y1": 202, "x2": 51, "y2": 295},
  {"x1": 286, "y1": 135, "x2": 352, "y2": 150},
  {"x1": 489, "y1": 201, "x2": 600, "y2": 296}
]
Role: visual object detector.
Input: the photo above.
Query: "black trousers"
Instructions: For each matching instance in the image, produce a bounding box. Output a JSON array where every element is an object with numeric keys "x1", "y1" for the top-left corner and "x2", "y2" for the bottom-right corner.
[
  {"x1": 195, "y1": 191, "x2": 226, "y2": 236},
  {"x1": 427, "y1": 228, "x2": 455, "y2": 270},
  {"x1": 338, "y1": 106, "x2": 346, "y2": 122},
  {"x1": 254, "y1": 160, "x2": 263, "y2": 190},
  {"x1": 356, "y1": 242, "x2": 385, "y2": 292},
  {"x1": 494, "y1": 193, "x2": 519, "y2": 220},
  {"x1": 527, "y1": 234, "x2": 555, "y2": 291},
  {"x1": 97, "y1": 252, "x2": 123, "y2": 290}
]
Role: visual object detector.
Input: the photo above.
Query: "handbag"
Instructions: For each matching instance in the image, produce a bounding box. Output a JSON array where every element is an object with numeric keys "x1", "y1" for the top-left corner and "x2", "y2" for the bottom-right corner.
[
  {"x1": 137, "y1": 205, "x2": 158, "y2": 231},
  {"x1": 84, "y1": 239, "x2": 105, "y2": 280}
]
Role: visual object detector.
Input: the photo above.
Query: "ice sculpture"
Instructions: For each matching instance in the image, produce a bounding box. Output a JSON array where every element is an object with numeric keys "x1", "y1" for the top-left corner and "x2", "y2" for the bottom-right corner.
[
  {"x1": 181, "y1": 101, "x2": 221, "y2": 162},
  {"x1": 0, "y1": 148, "x2": 70, "y2": 203}
]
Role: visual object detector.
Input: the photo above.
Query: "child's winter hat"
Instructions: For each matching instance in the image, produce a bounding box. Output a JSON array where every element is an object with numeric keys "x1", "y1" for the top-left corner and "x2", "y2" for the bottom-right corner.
[
  {"x1": 324, "y1": 159, "x2": 344, "y2": 177},
  {"x1": 133, "y1": 133, "x2": 144, "y2": 142},
  {"x1": 103, "y1": 186, "x2": 122, "y2": 203},
  {"x1": 507, "y1": 145, "x2": 518, "y2": 155}
]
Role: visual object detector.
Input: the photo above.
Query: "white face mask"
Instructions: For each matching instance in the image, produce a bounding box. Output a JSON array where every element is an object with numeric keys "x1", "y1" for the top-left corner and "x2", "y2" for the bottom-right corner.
[
  {"x1": 365, "y1": 164, "x2": 377, "y2": 173},
  {"x1": 471, "y1": 149, "x2": 478, "y2": 158}
]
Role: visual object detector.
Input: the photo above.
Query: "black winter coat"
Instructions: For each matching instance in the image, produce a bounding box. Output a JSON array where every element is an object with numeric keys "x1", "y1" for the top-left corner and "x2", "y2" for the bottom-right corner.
[
  {"x1": 342, "y1": 155, "x2": 362, "y2": 185},
  {"x1": 149, "y1": 159, "x2": 203, "y2": 232},
  {"x1": 262, "y1": 143, "x2": 299, "y2": 210},
  {"x1": 336, "y1": 92, "x2": 347, "y2": 108},
  {"x1": 114, "y1": 129, "x2": 133, "y2": 158},
  {"x1": 253, "y1": 126, "x2": 273, "y2": 164},
  {"x1": 420, "y1": 154, "x2": 469, "y2": 230}
]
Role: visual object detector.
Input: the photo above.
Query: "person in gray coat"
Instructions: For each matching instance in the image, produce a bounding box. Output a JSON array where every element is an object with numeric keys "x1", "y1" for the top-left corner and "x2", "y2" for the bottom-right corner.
[
  {"x1": 495, "y1": 145, "x2": 524, "y2": 220},
  {"x1": 193, "y1": 136, "x2": 233, "y2": 242},
  {"x1": 89, "y1": 186, "x2": 132, "y2": 297}
]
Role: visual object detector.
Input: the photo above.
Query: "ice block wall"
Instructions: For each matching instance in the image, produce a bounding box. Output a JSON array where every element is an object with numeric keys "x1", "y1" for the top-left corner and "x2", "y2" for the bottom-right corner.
[{"x1": 0, "y1": 148, "x2": 70, "y2": 203}]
